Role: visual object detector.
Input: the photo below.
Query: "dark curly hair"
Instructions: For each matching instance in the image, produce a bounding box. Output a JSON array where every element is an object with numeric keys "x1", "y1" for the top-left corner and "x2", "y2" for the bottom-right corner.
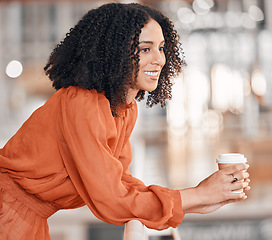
[{"x1": 44, "y1": 3, "x2": 185, "y2": 116}]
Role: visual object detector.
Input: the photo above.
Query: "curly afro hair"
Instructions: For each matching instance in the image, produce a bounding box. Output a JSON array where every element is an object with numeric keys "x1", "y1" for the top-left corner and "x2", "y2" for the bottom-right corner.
[{"x1": 44, "y1": 3, "x2": 185, "y2": 116}]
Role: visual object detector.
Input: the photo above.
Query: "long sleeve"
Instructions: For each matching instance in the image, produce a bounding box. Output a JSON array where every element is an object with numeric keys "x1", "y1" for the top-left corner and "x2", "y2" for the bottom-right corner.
[
  {"x1": 57, "y1": 87, "x2": 184, "y2": 230},
  {"x1": 119, "y1": 140, "x2": 184, "y2": 229}
]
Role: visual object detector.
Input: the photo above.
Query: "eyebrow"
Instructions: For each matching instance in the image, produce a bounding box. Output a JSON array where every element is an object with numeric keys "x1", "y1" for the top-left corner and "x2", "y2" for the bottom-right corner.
[{"x1": 139, "y1": 40, "x2": 165, "y2": 45}]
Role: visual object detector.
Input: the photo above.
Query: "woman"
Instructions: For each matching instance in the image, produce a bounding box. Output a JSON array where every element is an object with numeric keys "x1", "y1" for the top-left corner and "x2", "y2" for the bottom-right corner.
[{"x1": 0, "y1": 3, "x2": 250, "y2": 239}]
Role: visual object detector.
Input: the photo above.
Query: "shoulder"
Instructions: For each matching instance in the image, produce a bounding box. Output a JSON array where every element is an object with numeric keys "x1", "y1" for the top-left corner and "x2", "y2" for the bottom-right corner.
[
  {"x1": 53, "y1": 86, "x2": 113, "y2": 124},
  {"x1": 56, "y1": 86, "x2": 110, "y2": 111},
  {"x1": 54, "y1": 86, "x2": 137, "y2": 125},
  {"x1": 56, "y1": 86, "x2": 108, "y2": 104}
]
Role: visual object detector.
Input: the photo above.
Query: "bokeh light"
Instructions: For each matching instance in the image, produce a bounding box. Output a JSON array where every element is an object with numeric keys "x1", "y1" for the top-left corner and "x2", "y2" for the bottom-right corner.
[
  {"x1": 252, "y1": 69, "x2": 267, "y2": 96},
  {"x1": 6, "y1": 60, "x2": 23, "y2": 78}
]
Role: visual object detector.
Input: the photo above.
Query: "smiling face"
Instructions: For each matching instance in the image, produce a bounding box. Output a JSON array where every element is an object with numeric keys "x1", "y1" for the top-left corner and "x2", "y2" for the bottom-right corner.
[{"x1": 127, "y1": 19, "x2": 166, "y2": 103}]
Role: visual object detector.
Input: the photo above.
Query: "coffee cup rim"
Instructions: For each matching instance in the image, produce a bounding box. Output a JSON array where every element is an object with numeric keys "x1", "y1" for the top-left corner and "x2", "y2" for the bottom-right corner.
[{"x1": 216, "y1": 158, "x2": 247, "y2": 164}]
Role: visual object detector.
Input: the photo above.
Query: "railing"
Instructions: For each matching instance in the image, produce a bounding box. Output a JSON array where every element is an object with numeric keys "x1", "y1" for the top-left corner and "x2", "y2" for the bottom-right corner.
[
  {"x1": 123, "y1": 220, "x2": 181, "y2": 240},
  {"x1": 123, "y1": 220, "x2": 147, "y2": 240}
]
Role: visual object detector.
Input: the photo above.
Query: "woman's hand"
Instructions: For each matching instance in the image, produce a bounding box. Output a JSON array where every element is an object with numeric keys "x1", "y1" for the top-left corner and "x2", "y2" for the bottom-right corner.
[{"x1": 180, "y1": 163, "x2": 250, "y2": 214}]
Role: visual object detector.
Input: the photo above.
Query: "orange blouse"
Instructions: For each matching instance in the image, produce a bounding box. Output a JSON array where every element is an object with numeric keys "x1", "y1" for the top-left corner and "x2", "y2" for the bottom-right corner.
[{"x1": 0, "y1": 86, "x2": 184, "y2": 239}]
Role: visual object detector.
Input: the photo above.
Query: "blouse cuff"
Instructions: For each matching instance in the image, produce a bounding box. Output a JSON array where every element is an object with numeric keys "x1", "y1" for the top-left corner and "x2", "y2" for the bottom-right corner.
[{"x1": 167, "y1": 189, "x2": 184, "y2": 228}]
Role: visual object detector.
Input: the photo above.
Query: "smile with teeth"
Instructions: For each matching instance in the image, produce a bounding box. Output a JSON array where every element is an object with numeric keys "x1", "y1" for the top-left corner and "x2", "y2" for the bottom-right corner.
[{"x1": 144, "y1": 71, "x2": 159, "y2": 77}]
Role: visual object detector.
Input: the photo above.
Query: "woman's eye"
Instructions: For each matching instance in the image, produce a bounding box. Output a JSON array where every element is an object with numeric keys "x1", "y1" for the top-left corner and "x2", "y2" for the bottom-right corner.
[
  {"x1": 159, "y1": 46, "x2": 165, "y2": 51},
  {"x1": 141, "y1": 48, "x2": 150, "y2": 53}
]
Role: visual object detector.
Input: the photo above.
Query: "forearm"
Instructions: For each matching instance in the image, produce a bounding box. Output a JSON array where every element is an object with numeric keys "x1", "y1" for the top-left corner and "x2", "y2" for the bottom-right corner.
[{"x1": 179, "y1": 187, "x2": 202, "y2": 213}]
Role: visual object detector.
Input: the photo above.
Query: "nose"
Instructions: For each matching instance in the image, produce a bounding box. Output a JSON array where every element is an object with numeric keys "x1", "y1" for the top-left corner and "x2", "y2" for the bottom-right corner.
[{"x1": 151, "y1": 50, "x2": 165, "y2": 66}]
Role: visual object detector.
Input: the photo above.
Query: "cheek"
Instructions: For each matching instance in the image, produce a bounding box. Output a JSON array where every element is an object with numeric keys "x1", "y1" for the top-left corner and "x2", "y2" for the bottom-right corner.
[
  {"x1": 138, "y1": 54, "x2": 150, "y2": 69},
  {"x1": 162, "y1": 54, "x2": 166, "y2": 66}
]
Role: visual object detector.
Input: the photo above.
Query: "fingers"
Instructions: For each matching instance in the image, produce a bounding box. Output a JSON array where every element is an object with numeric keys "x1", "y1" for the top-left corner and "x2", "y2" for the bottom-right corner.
[
  {"x1": 230, "y1": 171, "x2": 249, "y2": 182},
  {"x1": 196, "y1": 166, "x2": 251, "y2": 207},
  {"x1": 230, "y1": 181, "x2": 249, "y2": 192},
  {"x1": 221, "y1": 195, "x2": 247, "y2": 205},
  {"x1": 222, "y1": 163, "x2": 249, "y2": 175},
  {"x1": 227, "y1": 191, "x2": 247, "y2": 200},
  {"x1": 243, "y1": 178, "x2": 251, "y2": 191},
  {"x1": 222, "y1": 164, "x2": 250, "y2": 189},
  {"x1": 244, "y1": 185, "x2": 251, "y2": 191},
  {"x1": 226, "y1": 172, "x2": 250, "y2": 194}
]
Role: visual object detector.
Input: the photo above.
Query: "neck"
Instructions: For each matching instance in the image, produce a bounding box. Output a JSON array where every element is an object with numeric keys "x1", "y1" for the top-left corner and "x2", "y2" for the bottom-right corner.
[{"x1": 126, "y1": 88, "x2": 138, "y2": 104}]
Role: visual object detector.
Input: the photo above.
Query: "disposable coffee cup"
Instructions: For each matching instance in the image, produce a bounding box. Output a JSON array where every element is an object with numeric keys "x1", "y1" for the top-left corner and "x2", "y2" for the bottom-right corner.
[{"x1": 216, "y1": 153, "x2": 247, "y2": 193}]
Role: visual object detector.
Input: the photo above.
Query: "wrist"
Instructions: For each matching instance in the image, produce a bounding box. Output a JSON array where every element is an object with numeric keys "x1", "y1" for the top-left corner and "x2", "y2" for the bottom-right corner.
[{"x1": 179, "y1": 187, "x2": 202, "y2": 213}]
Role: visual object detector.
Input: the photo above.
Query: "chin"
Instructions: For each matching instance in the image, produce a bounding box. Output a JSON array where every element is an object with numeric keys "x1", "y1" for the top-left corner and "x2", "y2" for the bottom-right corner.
[
  {"x1": 142, "y1": 83, "x2": 158, "y2": 92},
  {"x1": 148, "y1": 85, "x2": 158, "y2": 92},
  {"x1": 136, "y1": 78, "x2": 159, "y2": 92}
]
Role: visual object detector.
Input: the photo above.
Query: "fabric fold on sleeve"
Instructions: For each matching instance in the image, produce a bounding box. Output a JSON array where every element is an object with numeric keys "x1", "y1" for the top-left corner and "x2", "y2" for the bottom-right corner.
[
  {"x1": 119, "y1": 140, "x2": 184, "y2": 229},
  {"x1": 57, "y1": 87, "x2": 184, "y2": 230}
]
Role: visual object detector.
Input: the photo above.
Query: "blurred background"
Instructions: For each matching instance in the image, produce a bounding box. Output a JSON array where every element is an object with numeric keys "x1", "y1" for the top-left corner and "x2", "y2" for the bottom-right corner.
[{"x1": 0, "y1": 0, "x2": 272, "y2": 239}]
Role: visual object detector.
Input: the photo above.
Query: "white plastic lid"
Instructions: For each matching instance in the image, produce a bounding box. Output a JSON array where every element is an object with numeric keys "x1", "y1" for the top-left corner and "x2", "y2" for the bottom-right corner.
[{"x1": 216, "y1": 153, "x2": 247, "y2": 164}]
